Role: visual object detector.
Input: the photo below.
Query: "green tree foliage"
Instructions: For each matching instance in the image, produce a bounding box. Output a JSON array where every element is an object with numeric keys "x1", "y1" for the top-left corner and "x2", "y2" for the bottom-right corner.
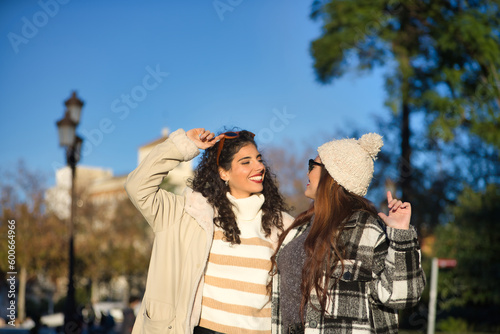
[
  {"x1": 311, "y1": 0, "x2": 500, "y2": 144},
  {"x1": 370, "y1": 114, "x2": 500, "y2": 233},
  {"x1": 433, "y1": 184, "x2": 500, "y2": 306},
  {"x1": 310, "y1": 0, "x2": 500, "y2": 233}
]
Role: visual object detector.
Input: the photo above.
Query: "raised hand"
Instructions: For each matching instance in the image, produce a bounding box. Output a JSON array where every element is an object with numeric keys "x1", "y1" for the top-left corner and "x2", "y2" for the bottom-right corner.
[
  {"x1": 186, "y1": 128, "x2": 223, "y2": 150},
  {"x1": 378, "y1": 191, "x2": 411, "y2": 230}
]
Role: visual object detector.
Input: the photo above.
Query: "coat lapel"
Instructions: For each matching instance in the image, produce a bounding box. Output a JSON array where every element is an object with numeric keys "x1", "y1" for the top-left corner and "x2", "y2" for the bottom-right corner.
[{"x1": 183, "y1": 188, "x2": 215, "y2": 234}]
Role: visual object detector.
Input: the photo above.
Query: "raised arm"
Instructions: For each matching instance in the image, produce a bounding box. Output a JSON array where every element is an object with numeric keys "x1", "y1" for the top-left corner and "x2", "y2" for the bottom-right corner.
[
  {"x1": 370, "y1": 192, "x2": 426, "y2": 309},
  {"x1": 125, "y1": 128, "x2": 220, "y2": 231}
]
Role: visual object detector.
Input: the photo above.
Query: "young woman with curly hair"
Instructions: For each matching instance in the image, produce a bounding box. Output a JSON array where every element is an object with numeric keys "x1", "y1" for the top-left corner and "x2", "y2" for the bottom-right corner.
[
  {"x1": 270, "y1": 134, "x2": 425, "y2": 334},
  {"x1": 125, "y1": 128, "x2": 293, "y2": 334}
]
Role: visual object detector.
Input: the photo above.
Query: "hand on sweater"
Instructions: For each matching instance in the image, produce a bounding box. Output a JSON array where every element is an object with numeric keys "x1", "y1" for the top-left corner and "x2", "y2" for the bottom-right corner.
[
  {"x1": 378, "y1": 191, "x2": 411, "y2": 230},
  {"x1": 186, "y1": 128, "x2": 223, "y2": 150}
]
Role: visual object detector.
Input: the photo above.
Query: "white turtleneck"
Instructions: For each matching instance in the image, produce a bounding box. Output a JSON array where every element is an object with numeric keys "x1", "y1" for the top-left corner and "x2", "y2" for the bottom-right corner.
[{"x1": 199, "y1": 193, "x2": 274, "y2": 334}]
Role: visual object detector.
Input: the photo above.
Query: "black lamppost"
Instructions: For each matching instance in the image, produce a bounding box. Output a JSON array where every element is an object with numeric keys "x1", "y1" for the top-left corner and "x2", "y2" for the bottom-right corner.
[{"x1": 56, "y1": 91, "x2": 84, "y2": 332}]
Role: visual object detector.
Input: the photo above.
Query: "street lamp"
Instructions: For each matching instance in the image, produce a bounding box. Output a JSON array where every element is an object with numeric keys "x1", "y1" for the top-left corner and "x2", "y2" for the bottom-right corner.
[{"x1": 56, "y1": 91, "x2": 84, "y2": 332}]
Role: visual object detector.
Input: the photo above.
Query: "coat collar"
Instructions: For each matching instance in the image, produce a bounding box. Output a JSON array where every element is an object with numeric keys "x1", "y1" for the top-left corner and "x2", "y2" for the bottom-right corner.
[
  {"x1": 280, "y1": 211, "x2": 365, "y2": 249},
  {"x1": 182, "y1": 187, "x2": 294, "y2": 247},
  {"x1": 344, "y1": 211, "x2": 360, "y2": 228},
  {"x1": 183, "y1": 187, "x2": 215, "y2": 232}
]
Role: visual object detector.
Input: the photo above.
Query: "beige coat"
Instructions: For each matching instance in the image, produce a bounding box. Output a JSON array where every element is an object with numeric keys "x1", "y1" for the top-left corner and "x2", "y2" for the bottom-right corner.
[{"x1": 125, "y1": 129, "x2": 293, "y2": 334}]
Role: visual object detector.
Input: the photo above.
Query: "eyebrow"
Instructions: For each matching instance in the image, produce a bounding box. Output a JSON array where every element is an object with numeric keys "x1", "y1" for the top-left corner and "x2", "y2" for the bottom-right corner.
[{"x1": 238, "y1": 154, "x2": 262, "y2": 162}]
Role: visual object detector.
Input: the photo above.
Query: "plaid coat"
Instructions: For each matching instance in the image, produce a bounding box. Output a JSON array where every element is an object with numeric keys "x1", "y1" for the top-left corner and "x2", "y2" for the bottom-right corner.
[{"x1": 271, "y1": 211, "x2": 425, "y2": 334}]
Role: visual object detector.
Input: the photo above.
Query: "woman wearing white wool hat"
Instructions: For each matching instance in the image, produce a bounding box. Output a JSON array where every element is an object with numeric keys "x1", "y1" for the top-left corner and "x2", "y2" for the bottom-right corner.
[{"x1": 270, "y1": 133, "x2": 426, "y2": 334}]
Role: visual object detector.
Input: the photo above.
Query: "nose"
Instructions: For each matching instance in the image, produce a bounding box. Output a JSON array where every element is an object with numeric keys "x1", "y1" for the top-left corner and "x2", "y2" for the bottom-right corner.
[{"x1": 256, "y1": 160, "x2": 265, "y2": 172}]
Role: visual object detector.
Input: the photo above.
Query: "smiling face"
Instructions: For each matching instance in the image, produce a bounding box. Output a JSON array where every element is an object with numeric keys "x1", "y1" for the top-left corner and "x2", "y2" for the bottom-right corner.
[
  {"x1": 305, "y1": 156, "x2": 323, "y2": 200},
  {"x1": 219, "y1": 143, "x2": 266, "y2": 199}
]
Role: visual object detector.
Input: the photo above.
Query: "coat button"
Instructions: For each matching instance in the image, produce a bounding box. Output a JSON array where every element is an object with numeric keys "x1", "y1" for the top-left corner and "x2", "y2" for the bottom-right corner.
[
  {"x1": 343, "y1": 271, "x2": 352, "y2": 280},
  {"x1": 309, "y1": 320, "x2": 317, "y2": 328},
  {"x1": 168, "y1": 326, "x2": 172, "y2": 329}
]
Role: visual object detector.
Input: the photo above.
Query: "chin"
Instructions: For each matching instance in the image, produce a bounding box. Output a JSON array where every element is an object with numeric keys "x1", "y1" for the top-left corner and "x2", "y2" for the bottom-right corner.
[
  {"x1": 244, "y1": 185, "x2": 263, "y2": 195},
  {"x1": 254, "y1": 185, "x2": 264, "y2": 193},
  {"x1": 304, "y1": 191, "x2": 314, "y2": 200}
]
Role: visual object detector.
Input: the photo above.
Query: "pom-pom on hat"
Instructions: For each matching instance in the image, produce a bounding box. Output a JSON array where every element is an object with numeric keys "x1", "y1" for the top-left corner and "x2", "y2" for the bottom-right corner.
[{"x1": 317, "y1": 133, "x2": 383, "y2": 196}]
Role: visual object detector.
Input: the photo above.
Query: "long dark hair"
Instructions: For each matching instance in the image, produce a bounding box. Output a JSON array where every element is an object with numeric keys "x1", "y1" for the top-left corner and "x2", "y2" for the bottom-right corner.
[
  {"x1": 270, "y1": 167, "x2": 377, "y2": 318},
  {"x1": 189, "y1": 130, "x2": 289, "y2": 244}
]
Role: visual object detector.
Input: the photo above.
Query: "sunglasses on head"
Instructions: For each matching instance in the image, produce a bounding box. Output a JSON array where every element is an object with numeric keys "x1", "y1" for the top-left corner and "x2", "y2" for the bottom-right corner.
[
  {"x1": 216, "y1": 131, "x2": 256, "y2": 166},
  {"x1": 308, "y1": 159, "x2": 324, "y2": 173}
]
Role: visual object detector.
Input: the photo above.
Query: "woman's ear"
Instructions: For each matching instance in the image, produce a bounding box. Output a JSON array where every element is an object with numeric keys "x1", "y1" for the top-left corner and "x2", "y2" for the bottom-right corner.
[{"x1": 218, "y1": 167, "x2": 228, "y2": 182}]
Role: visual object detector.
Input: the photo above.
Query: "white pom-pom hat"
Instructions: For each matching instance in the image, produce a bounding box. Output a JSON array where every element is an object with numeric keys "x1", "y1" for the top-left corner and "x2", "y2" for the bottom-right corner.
[{"x1": 317, "y1": 133, "x2": 383, "y2": 196}]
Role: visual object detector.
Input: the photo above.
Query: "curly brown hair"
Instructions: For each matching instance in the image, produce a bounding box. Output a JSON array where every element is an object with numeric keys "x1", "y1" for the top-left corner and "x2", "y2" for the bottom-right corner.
[{"x1": 189, "y1": 130, "x2": 289, "y2": 244}]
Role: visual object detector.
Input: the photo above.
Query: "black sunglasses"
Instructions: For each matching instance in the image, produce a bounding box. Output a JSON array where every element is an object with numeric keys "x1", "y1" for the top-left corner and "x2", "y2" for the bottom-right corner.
[{"x1": 308, "y1": 159, "x2": 324, "y2": 173}]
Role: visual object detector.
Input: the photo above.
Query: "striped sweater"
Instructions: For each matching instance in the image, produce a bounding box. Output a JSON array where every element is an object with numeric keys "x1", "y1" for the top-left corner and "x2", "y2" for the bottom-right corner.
[{"x1": 199, "y1": 193, "x2": 273, "y2": 334}]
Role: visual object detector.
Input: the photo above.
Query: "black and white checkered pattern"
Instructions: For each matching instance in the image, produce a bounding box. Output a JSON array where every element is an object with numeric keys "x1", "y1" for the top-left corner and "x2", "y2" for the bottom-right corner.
[{"x1": 272, "y1": 211, "x2": 426, "y2": 334}]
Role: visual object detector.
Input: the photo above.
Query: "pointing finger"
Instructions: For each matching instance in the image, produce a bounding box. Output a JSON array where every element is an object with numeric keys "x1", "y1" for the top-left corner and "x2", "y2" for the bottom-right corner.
[{"x1": 387, "y1": 191, "x2": 393, "y2": 204}]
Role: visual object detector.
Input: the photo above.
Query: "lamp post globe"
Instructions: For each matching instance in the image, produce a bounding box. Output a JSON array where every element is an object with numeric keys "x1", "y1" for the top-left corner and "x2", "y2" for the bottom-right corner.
[
  {"x1": 56, "y1": 111, "x2": 77, "y2": 148},
  {"x1": 65, "y1": 91, "x2": 84, "y2": 124}
]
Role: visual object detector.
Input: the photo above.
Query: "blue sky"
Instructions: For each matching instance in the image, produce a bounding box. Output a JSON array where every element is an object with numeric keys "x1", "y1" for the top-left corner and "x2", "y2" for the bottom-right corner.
[{"x1": 0, "y1": 0, "x2": 387, "y2": 185}]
